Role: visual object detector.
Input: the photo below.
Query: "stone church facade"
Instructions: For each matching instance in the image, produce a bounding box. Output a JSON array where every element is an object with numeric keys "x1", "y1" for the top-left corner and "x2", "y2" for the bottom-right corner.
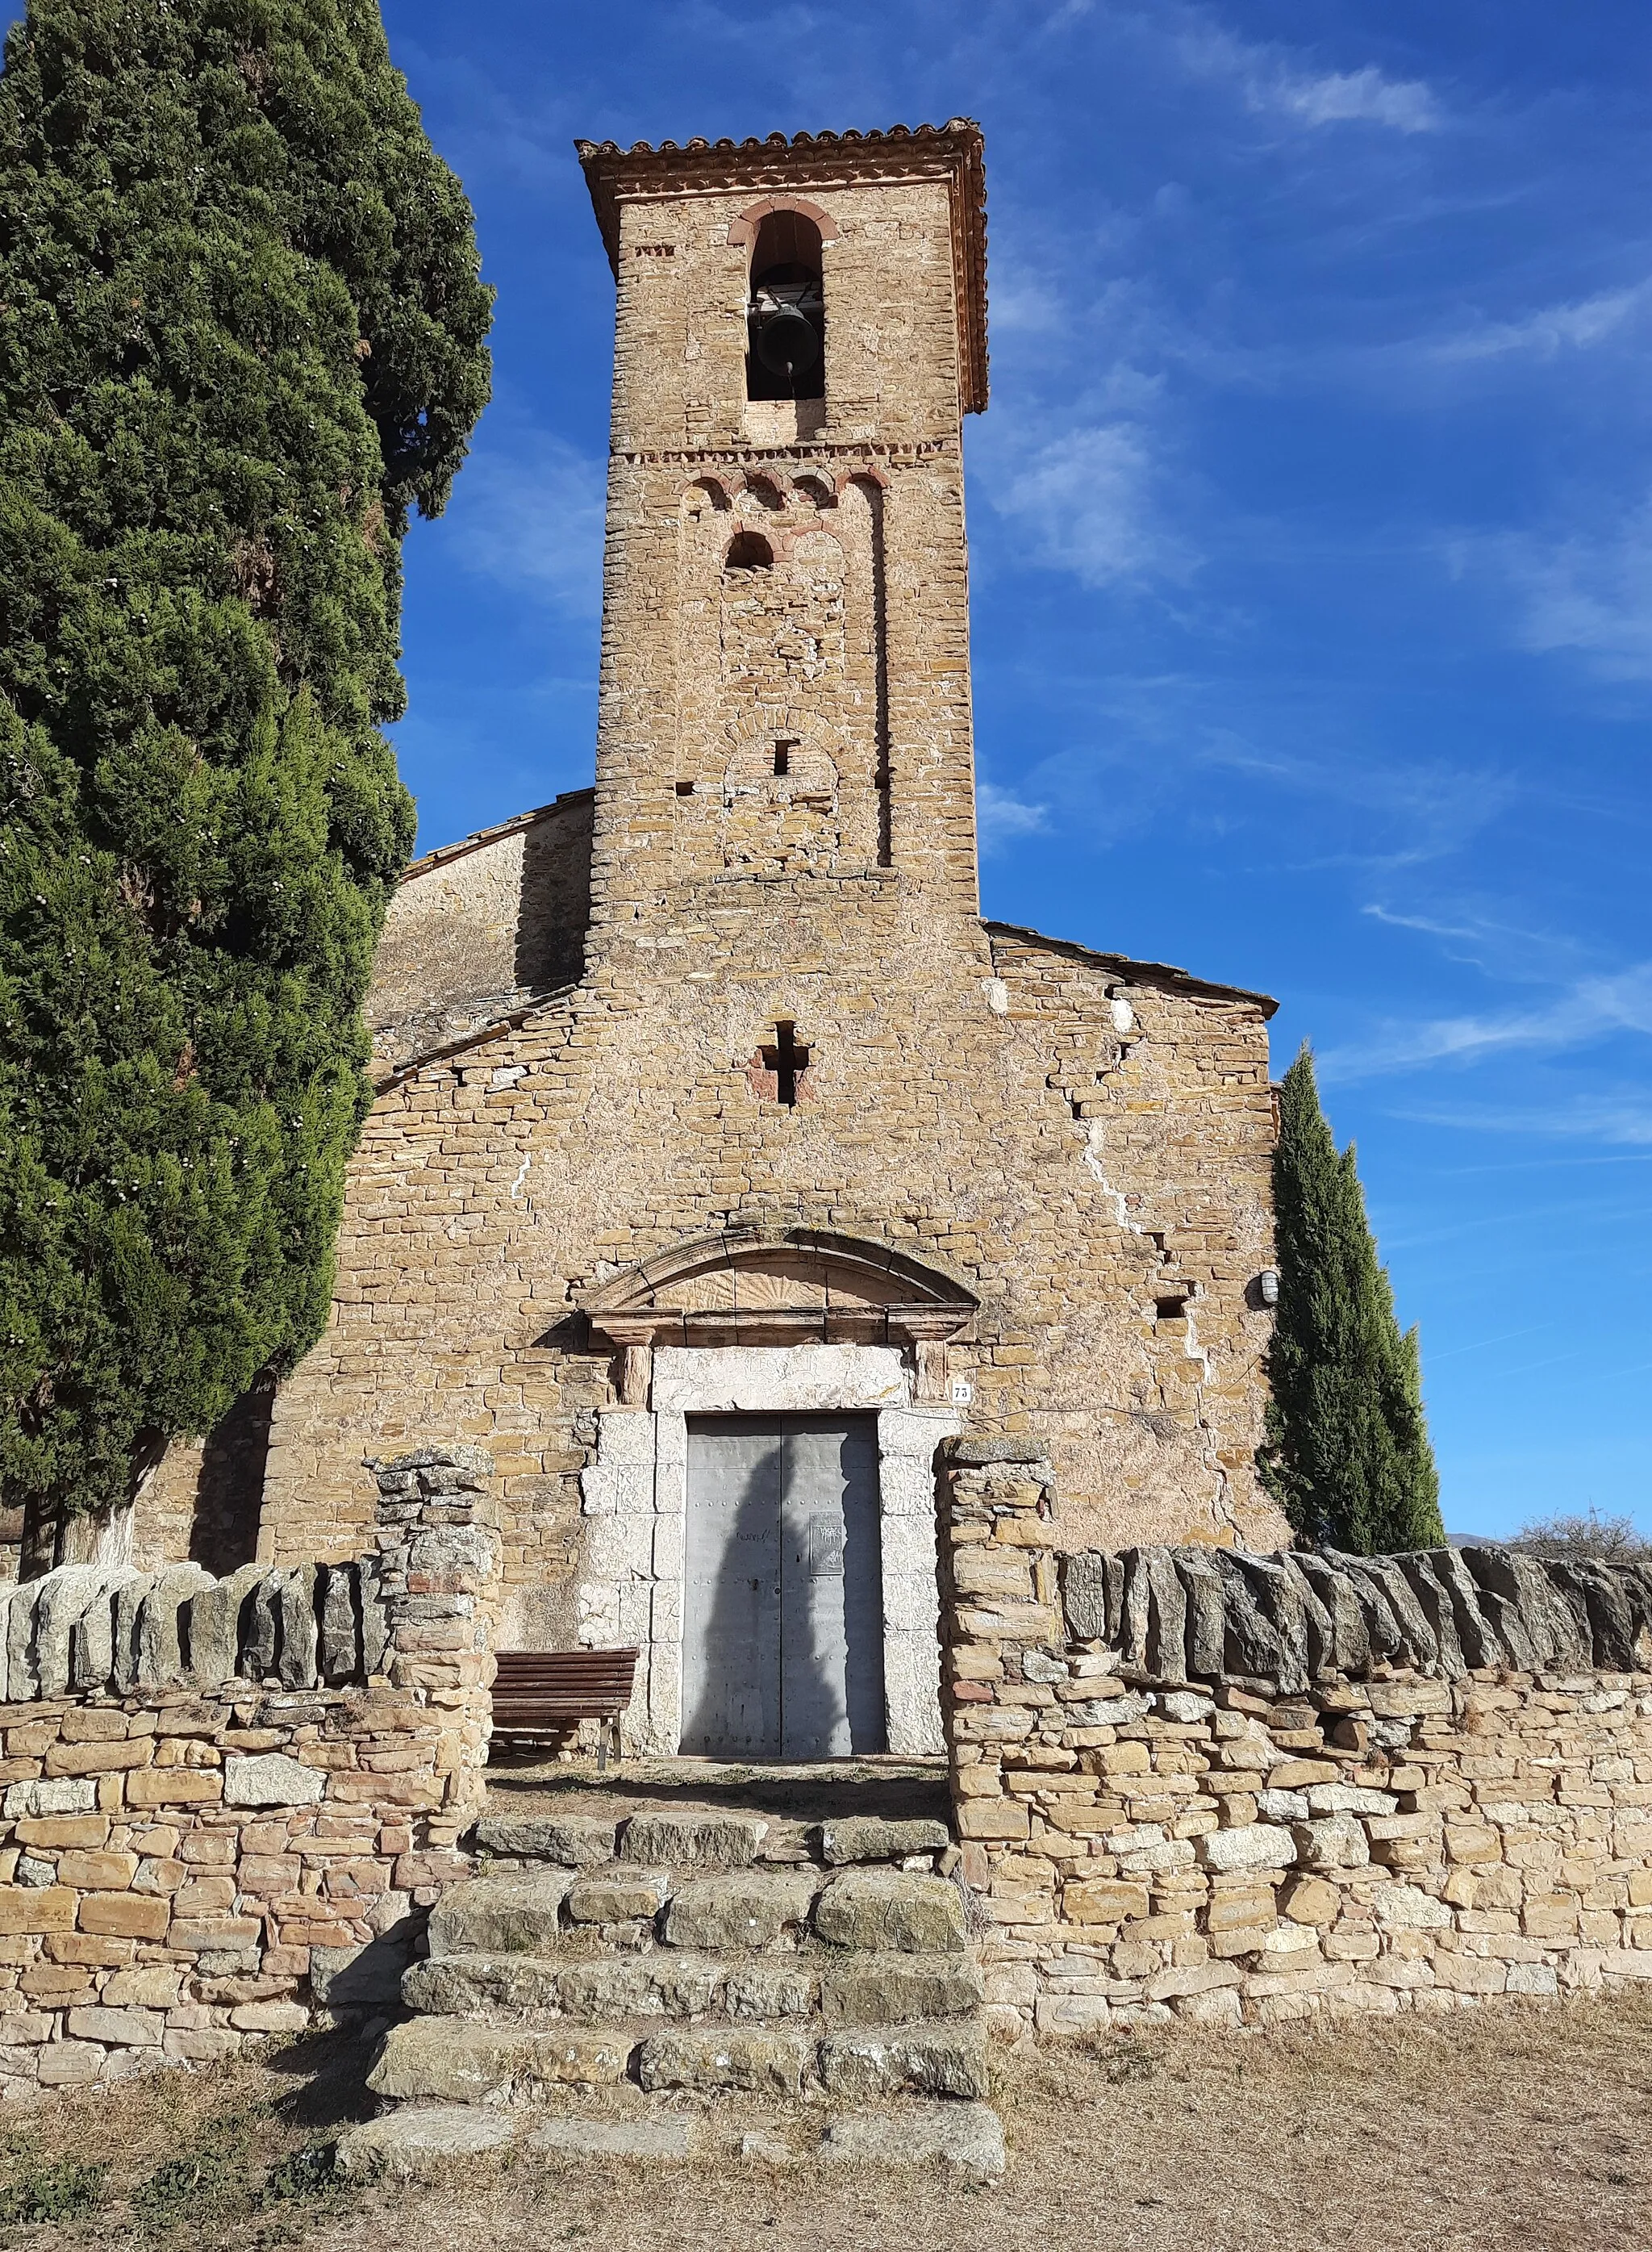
[{"x1": 140, "y1": 123, "x2": 1287, "y2": 1755}]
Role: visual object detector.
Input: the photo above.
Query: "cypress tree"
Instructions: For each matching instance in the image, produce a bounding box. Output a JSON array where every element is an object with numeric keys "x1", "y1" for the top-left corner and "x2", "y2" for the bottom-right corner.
[
  {"x1": 1258, "y1": 1045, "x2": 1444, "y2": 1553},
  {"x1": 0, "y1": 1, "x2": 491, "y2": 1551}
]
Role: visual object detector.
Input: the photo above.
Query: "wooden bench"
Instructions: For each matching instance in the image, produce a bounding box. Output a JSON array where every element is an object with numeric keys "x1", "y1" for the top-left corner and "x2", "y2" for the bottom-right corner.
[{"x1": 490, "y1": 1648, "x2": 640, "y2": 1770}]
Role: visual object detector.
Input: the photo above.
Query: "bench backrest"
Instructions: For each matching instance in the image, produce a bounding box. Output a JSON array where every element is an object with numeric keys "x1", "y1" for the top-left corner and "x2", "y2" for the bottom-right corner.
[{"x1": 492, "y1": 1648, "x2": 639, "y2": 1719}]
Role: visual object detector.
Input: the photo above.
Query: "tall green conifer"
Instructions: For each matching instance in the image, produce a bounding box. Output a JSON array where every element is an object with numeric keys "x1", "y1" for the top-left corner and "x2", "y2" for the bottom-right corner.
[
  {"x1": 1258, "y1": 1045, "x2": 1444, "y2": 1552},
  {"x1": 0, "y1": 0, "x2": 491, "y2": 1548}
]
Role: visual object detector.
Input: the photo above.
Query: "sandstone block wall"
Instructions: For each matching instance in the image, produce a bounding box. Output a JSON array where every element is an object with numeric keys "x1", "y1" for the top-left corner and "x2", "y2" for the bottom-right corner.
[
  {"x1": 367, "y1": 791, "x2": 594, "y2": 1079},
  {"x1": 941, "y1": 1441, "x2": 1652, "y2": 2037},
  {"x1": 0, "y1": 1450, "x2": 498, "y2": 2095},
  {"x1": 133, "y1": 126, "x2": 1289, "y2": 1615}
]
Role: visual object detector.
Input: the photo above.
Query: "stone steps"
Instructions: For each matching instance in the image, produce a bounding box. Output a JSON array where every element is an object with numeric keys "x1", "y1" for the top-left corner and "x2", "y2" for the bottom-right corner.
[
  {"x1": 403, "y1": 1945, "x2": 983, "y2": 2024},
  {"x1": 337, "y1": 2098, "x2": 1007, "y2": 2183},
  {"x1": 357, "y1": 1798, "x2": 1000, "y2": 2172},
  {"x1": 369, "y1": 2011, "x2": 988, "y2": 2103},
  {"x1": 426, "y1": 1860, "x2": 970, "y2": 1958}
]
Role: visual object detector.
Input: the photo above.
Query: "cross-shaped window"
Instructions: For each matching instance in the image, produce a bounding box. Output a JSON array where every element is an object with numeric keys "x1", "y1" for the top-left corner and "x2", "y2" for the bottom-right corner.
[{"x1": 758, "y1": 1021, "x2": 811, "y2": 1105}]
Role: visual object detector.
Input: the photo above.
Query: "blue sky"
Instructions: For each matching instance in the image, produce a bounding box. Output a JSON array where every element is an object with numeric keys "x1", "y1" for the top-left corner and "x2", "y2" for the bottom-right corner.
[{"x1": 378, "y1": 0, "x2": 1651, "y2": 1540}]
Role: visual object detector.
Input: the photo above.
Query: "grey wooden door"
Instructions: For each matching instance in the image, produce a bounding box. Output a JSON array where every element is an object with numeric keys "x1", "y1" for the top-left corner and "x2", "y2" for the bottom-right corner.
[{"x1": 682, "y1": 1414, "x2": 885, "y2": 1760}]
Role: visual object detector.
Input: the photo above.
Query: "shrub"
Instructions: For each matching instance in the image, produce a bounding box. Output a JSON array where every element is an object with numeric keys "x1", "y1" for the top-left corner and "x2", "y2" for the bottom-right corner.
[{"x1": 1258, "y1": 1044, "x2": 1444, "y2": 1553}]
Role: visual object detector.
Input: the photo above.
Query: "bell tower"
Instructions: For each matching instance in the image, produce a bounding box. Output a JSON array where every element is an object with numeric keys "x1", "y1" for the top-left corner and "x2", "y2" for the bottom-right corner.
[{"x1": 575, "y1": 123, "x2": 989, "y2": 961}]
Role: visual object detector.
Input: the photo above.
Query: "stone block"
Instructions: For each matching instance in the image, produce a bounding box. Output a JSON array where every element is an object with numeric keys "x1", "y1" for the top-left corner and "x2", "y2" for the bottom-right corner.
[
  {"x1": 337, "y1": 2107, "x2": 517, "y2": 2180},
  {"x1": 186, "y1": 1565, "x2": 265, "y2": 1690},
  {"x1": 36, "y1": 2040, "x2": 104, "y2": 2087},
  {"x1": 636, "y1": 2027, "x2": 811, "y2": 2096},
  {"x1": 0, "y1": 1887, "x2": 75, "y2": 1935},
  {"x1": 475, "y1": 1815, "x2": 619, "y2": 1867},
  {"x1": 66, "y1": 2005, "x2": 163, "y2": 2046},
  {"x1": 1292, "y1": 1818, "x2": 1370, "y2": 1872},
  {"x1": 15, "y1": 1816, "x2": 108, "y2": 1850},
  {"x1": 818, "y1": 2104, "x2": 1005, "y2": 2182},
  {"x1": 819, "y1": 1816, "x2": 949, "y2": 1865},
  {"x1": 663, "y1": 1871, "x2": 817, "y2": 1951},
  {"x1": 819, "y1": 1951, "x2": 983, "y2": 2025},
  {"x1": 2, "y1": 1777, "x2": 95, "y2": 1820},
  {"x1": 818, "y1": 2020, "x2": 987, "y2": 2099},
  {"x1": 231, "y1": 2001, "x2": 311, "y2": 2033},
  {"x1": 368, "y1": 2016, "x2": 629, "y2": 2100},
  {"x1": 566, "y1": 1870, "x2": 670, "y2": 1922},
  {"x1": 223, "y1": 1754, "x2": 325, "y2": 1808},
  {"x1": 3, "y1": 1581, "x2": 43, "y2": 1702},
  {"x1": 56, "y1": 1849, "x2": 138, "y2": 1891},
  {"x1": 1280, "y1": 1875, "x2": 1341, "y2": 1927},
  {"x1": 1197, "y1": 1824, "x2": 1297, "y2": 1874},
  {"x1": 814, "y1": 1868, "x2": 966, "y2": 1953},
  {"x1": 427, "y1": 1872, "x2": 574, "y2": 1959},
  {"x1": 620, "y1": 1811, "x2": 766, "y2": 1869},
  {"x1": 35, "y1": 1569, "x2": 107, "y2": 1698},
  {"x1": 1371, "y1": 1882, "x2": 1453, "y2": 1931},
  {"x1": 136, "y1": 1565, "x2": 212, "y2": 1689},
  {"x1": 1062, "y1": 1878, "x2": 1150, "y2": 1924},
  {"x1": 1304, "y1": 1784, "x2": 1396, "y2": 1817},
  {"x1": 77, "y1": 1893, "x2": 170, "y2": 1941},
  {"x1": 102, "y1": 1968, "x2": 184, "y2": 2008}
]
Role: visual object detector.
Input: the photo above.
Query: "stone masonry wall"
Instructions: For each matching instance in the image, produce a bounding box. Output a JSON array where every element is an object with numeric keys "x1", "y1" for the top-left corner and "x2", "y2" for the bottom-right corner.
[
  {"x1": 0, "y1": 1450, "x2": 498, "y2": 2096},
  {"x1": 245, "y1": 132, "x2": 1287, "y2": 1610},
  {"x1": 941, "y1": 1440, "x2": 1652, "y2": 2038}
]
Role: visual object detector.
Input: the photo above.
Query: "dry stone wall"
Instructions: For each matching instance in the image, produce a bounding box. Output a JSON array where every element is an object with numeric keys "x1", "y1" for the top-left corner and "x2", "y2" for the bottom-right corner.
[
  {"x1": 0, "y1": 1450, "x2": 498, "y2": 2096},
  {"x1": 941, "y1": 1440, "x2": 1652, "y2": 2037}
]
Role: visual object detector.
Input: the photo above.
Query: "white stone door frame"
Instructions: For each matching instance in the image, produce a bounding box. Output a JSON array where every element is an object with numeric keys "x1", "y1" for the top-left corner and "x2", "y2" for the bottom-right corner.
[{"x1": 576, "y1": 1344, "x2": 957, "y2": 1757}]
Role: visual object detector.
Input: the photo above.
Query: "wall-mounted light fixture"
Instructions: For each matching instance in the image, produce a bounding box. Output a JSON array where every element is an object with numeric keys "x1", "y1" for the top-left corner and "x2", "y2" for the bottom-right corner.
[{"x1": 1258, "y1": 1269, "x2": 1279, "y2": 1308}]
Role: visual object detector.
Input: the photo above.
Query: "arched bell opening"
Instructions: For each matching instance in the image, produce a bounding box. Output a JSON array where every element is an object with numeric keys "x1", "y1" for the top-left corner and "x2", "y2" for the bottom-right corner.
[{"x1": 745, "y1": 207, "x2": 825, "y2": 403}]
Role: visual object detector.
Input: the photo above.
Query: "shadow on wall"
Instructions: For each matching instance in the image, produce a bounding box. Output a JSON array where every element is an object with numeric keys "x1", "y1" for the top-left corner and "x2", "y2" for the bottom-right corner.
[
  {"x1": 188, "y1": 1372, "x2": 277, "y2": 1577},
  {"x1": 680, "y1": 1414, "x2": 885, "y2": 1761},
  {"x1": 513, "y1": 796, "x2": 594, "y2": 996}
]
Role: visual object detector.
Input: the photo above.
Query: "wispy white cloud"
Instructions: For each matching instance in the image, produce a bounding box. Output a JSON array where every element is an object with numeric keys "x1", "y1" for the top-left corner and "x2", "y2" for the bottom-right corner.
[
  {"x1": 1175, "y1": 25, "x2": 1444, "y2": 136},
  {"x1": 1396, "y1": 1095, "x2": 1652, "y2": 1147},
  {"x1": 444, "y1": 426, "x2": 606, "y2": 617},
  {"x1": 977, "y1": 780, "x2": 1049, "y2": 850},
  {"x1": 1430, "y1": 282, "x2": 1652, "y2": 366},
  {"x1": 1479, "y1": 494, "x2": 1652, "y2": 680},
  {"x1": 1360, "y1": 902, "x2": 1595, "y2": 985},
  {"x1": 980, "y1": 417, "x2": 1195, "y2": 591},
  {"x1": 1318, "y1": 962, "x2": 1652, "y2": 1083}
]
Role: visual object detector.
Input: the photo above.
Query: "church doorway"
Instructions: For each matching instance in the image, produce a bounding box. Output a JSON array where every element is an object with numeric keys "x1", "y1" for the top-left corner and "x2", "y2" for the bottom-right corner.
[{"x1": 681, "y1": 1414, "x2": 886, "y2": 1760}]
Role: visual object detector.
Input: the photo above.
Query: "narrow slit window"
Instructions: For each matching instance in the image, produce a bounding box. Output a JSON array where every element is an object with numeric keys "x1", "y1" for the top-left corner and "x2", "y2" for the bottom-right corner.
[{"x1": 774, "y1": 741, "x2": 794, "y2": 778}]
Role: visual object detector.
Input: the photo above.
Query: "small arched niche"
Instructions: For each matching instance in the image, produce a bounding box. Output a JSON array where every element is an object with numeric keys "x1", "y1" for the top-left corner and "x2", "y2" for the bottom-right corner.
[
  {"x1": 724, "y1": 529, "x2": 774, "y2": 572},
  {"x1": 746, "y1": 207, "x2": 825, "y2": 403}
]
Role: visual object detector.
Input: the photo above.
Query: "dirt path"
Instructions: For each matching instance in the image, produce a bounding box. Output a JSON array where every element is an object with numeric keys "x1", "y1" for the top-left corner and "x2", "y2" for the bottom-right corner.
[{"x1": 5, "y1": 1994, "x2": 1650, "y2": 2252}]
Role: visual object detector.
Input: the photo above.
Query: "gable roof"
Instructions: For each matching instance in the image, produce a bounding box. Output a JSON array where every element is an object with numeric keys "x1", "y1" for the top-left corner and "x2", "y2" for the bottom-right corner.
[{"x1": 986, "y1": 920, "x2": 1279, "y2": 1018}]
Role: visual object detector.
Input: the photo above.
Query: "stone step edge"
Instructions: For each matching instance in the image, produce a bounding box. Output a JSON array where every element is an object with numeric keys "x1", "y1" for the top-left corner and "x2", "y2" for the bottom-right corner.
[
  {"x1": 402, "y1": 1947, "x2": 986, "y2": 2024},
  {"x1": 367, "y1": 2013, "x2": 991, "y2": 2104},
  {"x1": 473, "y1": 1815, "x2": 956, "y2": 1874},
  {"x1": 429, "y1": 1866, "x2": 972, "y2": 1957},
  {"x1": 336, "y1": 2098, "x2": 1006, "y2": 2182}
]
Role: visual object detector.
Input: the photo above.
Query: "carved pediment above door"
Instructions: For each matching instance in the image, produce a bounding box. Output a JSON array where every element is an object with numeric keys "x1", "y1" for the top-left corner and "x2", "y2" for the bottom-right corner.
[{"x1": 580, "y1": 1226, "x2": 978, "y2": 1364}]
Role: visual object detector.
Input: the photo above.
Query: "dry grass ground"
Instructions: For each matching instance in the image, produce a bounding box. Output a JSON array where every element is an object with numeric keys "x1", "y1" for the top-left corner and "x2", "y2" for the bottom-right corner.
[{"x1": 4, "y1": 1994, "x2": 1650, "y2": 2252}]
